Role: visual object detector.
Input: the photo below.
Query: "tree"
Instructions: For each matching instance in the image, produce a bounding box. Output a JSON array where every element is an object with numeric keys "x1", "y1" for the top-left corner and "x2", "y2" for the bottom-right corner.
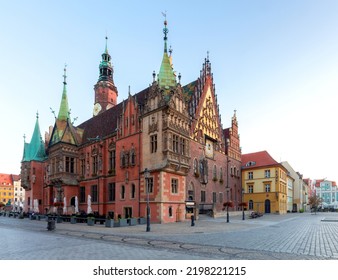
[{"x1": 308, "y1": 194, "x2": 323, "y2": 215}]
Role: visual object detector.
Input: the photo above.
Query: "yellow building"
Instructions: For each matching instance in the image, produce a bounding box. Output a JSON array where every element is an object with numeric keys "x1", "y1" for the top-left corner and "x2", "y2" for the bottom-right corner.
[
  {"x1": 242, "y1": 151, "x2": 288, "y2": 214},
  {"x1": 0, "y1": 173, "x2": 14, "y2": 205}
]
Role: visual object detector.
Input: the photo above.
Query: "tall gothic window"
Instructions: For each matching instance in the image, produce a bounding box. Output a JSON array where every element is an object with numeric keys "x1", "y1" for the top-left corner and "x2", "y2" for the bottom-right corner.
[
  {"x1": 80, "y1": 159, "x2": 85, "y2": 176},
  {"x1": 147, "y1": 178, "x2": 154, "y2": 193},
  {"x1": 173, "y1": 135, "x2": 179, "y2": 153},
  {"x1": 121, "y1": 185, "x2": 125, "y2": 199},
  {"x1": 201, "y1": 190, "x2": 206, "y2": 203},
  {"x1": 130, "y1": 147, "x2": 136, "y2": 166},
  {"x1": 91, "y1": 185, "x2": 98, "y2": 202},
  {"x1": 109, "y1": 150, "x2": 116, "y2": 171},
  {"x1": 193, "y1": 158, "x2": 198, "y2": 175},
  {"x1": 150, "y1": 135, "x2": 157, "y2": 153},
  {"x1": 92, "y1": 155, "x2": 98, "y2": 175},
  {"x1": 65, "y1": 157, "x2": 75, "y2": 173},
  {"x1": 108, "y1": 183, "x2": 115, "y2": 201},
  {"x1": 131, "y1": 184, "x2": 136, "y2": 199},
  {"x1": 180, "y1": 138, "x2": 186, "y2": 155},
  {"x1": 80, "y1": 186, "x2": 85, "y2": 203},
  {"x1": 213, "y1": 165, "x2": 217, "y2": 180},
  {"x1": 120, "y1": 150, "x2": 127, "y2": 168}
]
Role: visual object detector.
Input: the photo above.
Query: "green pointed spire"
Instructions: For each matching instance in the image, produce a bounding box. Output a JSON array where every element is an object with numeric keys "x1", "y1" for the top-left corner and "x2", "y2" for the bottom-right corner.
[
  {"x1": 22, "y1": 112, "x2": 46, "y2": 162},
  {"x1": 57, "y1": 65, "x2": 70, "y2": 121},
  {"x1": 158, "y1": 17, "x2": 176, "y2": 88},
  {"x1": 98, "y1": 37, "x2": 113, "y2": 82}
]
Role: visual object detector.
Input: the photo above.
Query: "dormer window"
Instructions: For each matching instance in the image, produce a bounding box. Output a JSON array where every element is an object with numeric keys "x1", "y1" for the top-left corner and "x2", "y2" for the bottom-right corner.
[{"x1": 246, "y1": 161, "x2": 256, "y2": 167}]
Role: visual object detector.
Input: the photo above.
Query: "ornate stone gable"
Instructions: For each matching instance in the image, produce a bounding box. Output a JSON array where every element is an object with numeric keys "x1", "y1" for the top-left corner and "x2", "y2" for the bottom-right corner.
[{"x1": 193, "y1": 83, "x2": 224, "y2": 151}]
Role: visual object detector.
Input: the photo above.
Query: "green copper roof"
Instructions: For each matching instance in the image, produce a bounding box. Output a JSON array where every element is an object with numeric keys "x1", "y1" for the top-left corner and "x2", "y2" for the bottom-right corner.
[
  {"x1": 49, "y1": 66, "x2": 83, "y2": 147},
  {"x1": 158, "y1": 52, "x2": 176, "y2": 88},
  {"x1": 98, "y1": 37, "x2": 113, "y2": 82},
  {"x1": 57, "y1": 66, "x2": 70, "y2": 121},
  {"x1": 157, "y1": 19, "x2": 176, "y2": 88},
  {"x1": 22, "y1": 113, "x2": 46, "y2": 162}
]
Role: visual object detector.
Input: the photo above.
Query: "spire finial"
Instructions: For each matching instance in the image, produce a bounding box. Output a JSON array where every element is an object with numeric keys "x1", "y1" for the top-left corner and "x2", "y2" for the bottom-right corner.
[
  {"x1": 207, "y1": 51, "x2": 210, "y2": 62},
  {"x1": 23, "y1": 134, "x2": 26, "y2": 143},
  {"x1": 162, "y1": 11, "x2": 168, "y2": 53},
  {"x1": 36, "y1": 111, "x2": 39, "y2": 119},
  {"x1": 63, "y1": 64, "x2": 67, "y2": 85},
  {"x1": 152, "y1": 70, "x2": 156, "y2": 82},
  {"x1": 105, "y1": 35, "x2": 108, "y2": 53}
]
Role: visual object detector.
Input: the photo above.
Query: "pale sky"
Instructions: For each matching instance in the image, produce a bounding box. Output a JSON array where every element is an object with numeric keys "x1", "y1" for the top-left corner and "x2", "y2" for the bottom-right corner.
[{"x1": 0, "y1": 0, "x2": 337, "y2": 182}]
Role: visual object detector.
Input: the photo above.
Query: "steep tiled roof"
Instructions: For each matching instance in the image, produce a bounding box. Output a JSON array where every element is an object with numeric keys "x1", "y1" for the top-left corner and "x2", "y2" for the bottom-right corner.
[
  {"x1": 78, "y1": 101, "x2": 123, "y2": 144},
  {"x1": 242, "y1": 151, "x2": 279, "y2": 169},
  {"x1": 0, "y1": 174, "x2": 13, "y2": 186},
  {"x1": 182, "y1": 80, "x2": 197, "y2": 98},
  {"x1": 78, "y1": 87, "x2": 149, "y2": 145}
]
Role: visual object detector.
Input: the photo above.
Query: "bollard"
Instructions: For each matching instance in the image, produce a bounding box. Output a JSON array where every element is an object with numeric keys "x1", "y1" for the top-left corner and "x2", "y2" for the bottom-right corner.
[
  {"x1": 191, "y1": 215, "x2": 195, "y2": 227},
  {"x1": 47, "y1": 219, "x2": 56, "y2": 231}
]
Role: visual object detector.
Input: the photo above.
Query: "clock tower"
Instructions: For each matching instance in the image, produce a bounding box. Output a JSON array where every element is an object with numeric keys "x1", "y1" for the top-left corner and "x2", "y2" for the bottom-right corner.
[{"x1": 93, "y1": 37, "x2": 118, "y2": 116}]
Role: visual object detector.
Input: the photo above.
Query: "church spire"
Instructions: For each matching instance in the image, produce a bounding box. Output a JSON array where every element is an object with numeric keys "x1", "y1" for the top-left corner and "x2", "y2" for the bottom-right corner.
[
  {"x1": 158, "y1": 14, "x2": 177, "y2": 88},
  {"x1": 98, "y1": 36, "x2": 113, "y2": 82},
  {"x1": 57, "y1": 65, "x2": 70, "y2": 121},
  {"x1": 93, "y1": 37, "x2": 118, "y2": 115}
]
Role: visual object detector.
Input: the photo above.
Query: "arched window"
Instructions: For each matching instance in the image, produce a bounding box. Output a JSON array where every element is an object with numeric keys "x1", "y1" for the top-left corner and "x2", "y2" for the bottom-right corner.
[
  {"x1": 130, "y1": 147, "x2": 136, "y2": 166},
  {"x1": 249, "y1": 200, "x2": 254, "y2": 210},
  {"x1": 169, "y1": 206, "x2": 173, "y2": 217}
]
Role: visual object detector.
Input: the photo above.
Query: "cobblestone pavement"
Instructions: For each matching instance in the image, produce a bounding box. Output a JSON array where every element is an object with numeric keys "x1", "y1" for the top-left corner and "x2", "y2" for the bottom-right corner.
[{"x1": 1, "y1": 212, "x2": 338, "y2": 260}]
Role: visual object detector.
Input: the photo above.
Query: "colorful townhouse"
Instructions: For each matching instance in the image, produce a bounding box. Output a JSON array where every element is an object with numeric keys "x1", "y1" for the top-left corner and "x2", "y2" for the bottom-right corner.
[
  {"x1": 314, "y1": 179, "x2": 338, "y2": 209},
  {"x1": 0, "y1": 173, "x2": 15, "y2": 206},
  {"x1": 20, "y1": 18, "x2": 242, "y2": 223},
  {"x1": 242, "y1": 151, "x2": 288, "y2": 214}
]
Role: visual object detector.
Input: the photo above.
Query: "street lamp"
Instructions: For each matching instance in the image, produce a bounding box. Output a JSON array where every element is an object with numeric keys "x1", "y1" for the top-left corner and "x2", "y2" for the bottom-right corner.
[
  {"x1": 226, "y1": 187, "x2": 230, "y2": 223},
  {"x1": 242, "y1": 188, "x2": 245, "y2": 220},
  {"x1": 144, "y1": 168, "x2": 151, "y2": 232},
  {"x1": 226, "y1": 159, "x2": 230, "y2": 223}
]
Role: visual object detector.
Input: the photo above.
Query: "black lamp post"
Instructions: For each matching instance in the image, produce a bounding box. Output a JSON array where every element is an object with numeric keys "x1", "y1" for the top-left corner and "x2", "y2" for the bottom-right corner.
[
  {"x1": 144, "y1": 168, "x2": 151, "y2": 232},
  {"x1": 226, "y1": 159, "x2": 230, "y2": 223},
  {"x1": 242, "y1": 188, "x2": 245, "y2": 220},
  {"x1": 55, "y1": 181, "x2": 63, "y2": 223},
  {"x1": 226, "y1": 188, "x2": 230, "y2": 223}
]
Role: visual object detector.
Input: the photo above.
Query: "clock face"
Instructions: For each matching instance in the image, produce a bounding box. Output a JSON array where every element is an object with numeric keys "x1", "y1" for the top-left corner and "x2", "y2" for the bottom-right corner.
[
  {"x1": 93, "y1": 103, "x2": 102, "y2": 116},
  {"x1": 205, "y1": 139, "x2": 214, "y2": 158}
]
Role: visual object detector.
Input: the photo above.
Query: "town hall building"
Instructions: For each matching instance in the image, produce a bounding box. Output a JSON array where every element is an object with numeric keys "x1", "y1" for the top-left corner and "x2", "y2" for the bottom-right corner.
[{"x1": 21, "y1": 19, "x2": 242, "y2": 223}]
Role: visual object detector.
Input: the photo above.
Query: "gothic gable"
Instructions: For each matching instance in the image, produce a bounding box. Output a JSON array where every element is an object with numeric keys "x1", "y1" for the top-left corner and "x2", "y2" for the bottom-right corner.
[
  {"x1": 49, "y1": 119, "x2": 83, "y2": 147},
  {"x1": 193, "y1": 81, "x2": 224, "y2": 148}
]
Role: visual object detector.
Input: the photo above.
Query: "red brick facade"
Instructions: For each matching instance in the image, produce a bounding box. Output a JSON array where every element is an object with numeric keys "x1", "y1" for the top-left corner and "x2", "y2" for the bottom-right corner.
[{"x1": 21, "y1": 21, "x2": 242, "y2": 223}]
